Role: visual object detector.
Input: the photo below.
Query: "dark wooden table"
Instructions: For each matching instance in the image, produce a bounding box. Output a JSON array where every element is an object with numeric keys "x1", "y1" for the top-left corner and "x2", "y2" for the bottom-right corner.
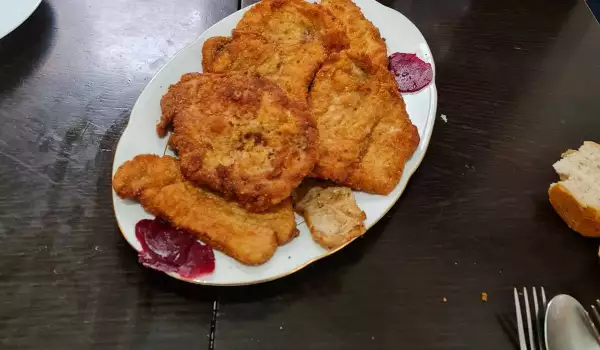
[{"x1": 1, "y1": 0, "x2": 599, "y2": 349}]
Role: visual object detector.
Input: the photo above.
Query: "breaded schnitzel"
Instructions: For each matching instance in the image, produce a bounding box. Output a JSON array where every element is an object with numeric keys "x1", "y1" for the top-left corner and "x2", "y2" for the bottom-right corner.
[
  {"x1": 158, "y1": 73, "x2": 317, "y2": 212},
  {"x1": 113, "y1": 154, "x2": 299, "y2": 265},
  {"x1": 308, "y1": 51, "x2": 420, "y2": 194},
  {"x1": 343, "y1": 80, "x2": 420, "y2": 194},
  {"x1": 235, "y1": 0, "x2": 348, "y2": 51},
  {"x1": 202, "y1": 33, "x2": 327, "y2": 101},
  {"x1": 321, "y1": 0, "x2": 388, "y2": 68},
  {"x1": 203, "y1": 0, "x2": 349, "y2": 102}
]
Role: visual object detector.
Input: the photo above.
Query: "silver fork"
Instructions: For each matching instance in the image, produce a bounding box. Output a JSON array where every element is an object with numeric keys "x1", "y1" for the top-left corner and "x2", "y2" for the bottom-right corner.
[
  {"x1": 514, "y1": 287, "x2": 548, "y2": 350},
  {"x1": 586, "y1": 299, "x2": 600, "y2": 343}
]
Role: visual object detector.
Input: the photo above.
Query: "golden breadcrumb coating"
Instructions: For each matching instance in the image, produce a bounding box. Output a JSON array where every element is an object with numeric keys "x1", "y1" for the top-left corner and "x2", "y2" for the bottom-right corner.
[
  {"x1": 157, "y1": 73, "x2": 317, "y2": 212},
  {"x1": 202, "y1": 33, "x2": 326, "y2": 101},
  {"x1": 308, "y1": 51, "x2": 419, "y2": 194},
  {"x1": 113, "y1": 155, "x2": 299, "y2": 265},
  {"x1": 235, "y1": 0, "x2": 349, "y2": 52},
  {"x1": 321, "y1": 0, "x2": 388, "y2": 67}
]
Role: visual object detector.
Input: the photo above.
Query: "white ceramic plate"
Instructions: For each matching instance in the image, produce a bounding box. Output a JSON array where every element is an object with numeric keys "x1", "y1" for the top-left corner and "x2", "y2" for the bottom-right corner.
[
  {"x1": 0, "y1": 0, "x2": 42, "y2": 40},
  {"x1": 112, "y1": 0, "x2": 437, "y2": 286}
]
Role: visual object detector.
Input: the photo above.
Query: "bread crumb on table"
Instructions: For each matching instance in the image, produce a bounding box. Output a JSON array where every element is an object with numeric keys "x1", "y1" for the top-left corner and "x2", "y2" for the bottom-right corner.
[
  {"x1": 440, "y1": 114, "x2": 448, "y2": 123},
  {"x1": 481, "y1": 292, "x2": 488, "y2": 302},
  {"x1": 442, "y1": 297, "x2": 448, "y2": 303}
]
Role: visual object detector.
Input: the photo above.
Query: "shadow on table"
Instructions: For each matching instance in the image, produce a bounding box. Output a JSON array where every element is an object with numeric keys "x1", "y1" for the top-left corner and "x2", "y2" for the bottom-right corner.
[
  {"x1": 0, "y1": 1, "x2": 55, "y2": 95},
  {"x1": 116, "y1": 195, "x2": 397, "y2": 306},
  {"x1": 497, "y1": 312, "x2": 520, "y2": 350},
  {"x1": 212, "y1": 201, "x2": 396, "y2": 302}
]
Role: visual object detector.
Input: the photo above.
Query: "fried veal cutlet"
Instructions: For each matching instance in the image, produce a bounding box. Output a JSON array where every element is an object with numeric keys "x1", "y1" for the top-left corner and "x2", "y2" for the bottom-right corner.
[
  {"x1": 202, "y1": 33, "x2": 327, "y2": 101},
  {"x1": 113, "y1": 155, "x2": 299, "y2": 265},
  {"x1": 321, "y1": 0, "x2": 388, "y2": 67},
  {"x1": 308, "y1": 51, "x2": 420, "y2": 194},
  {"x1": 157, "y1": 73, "x2": 317, "y2": 212},
  {"x1": 202, "y1": 0, "x2": 349, "y2": 101},
  {"x1": 235, "y1": 0, "x2": 348, "y2": 51}
]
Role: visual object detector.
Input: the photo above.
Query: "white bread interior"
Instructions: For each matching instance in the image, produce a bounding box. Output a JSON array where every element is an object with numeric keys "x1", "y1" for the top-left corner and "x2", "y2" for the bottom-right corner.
[{"x1": 549, "y1": 141, "x2": 600, "y2": 237}]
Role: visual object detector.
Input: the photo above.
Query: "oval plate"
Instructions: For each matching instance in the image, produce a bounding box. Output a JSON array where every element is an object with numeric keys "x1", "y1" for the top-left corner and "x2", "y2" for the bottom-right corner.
[
  {"x1": 112, "y1": 0, "x2": 437, "y2": 286},
  {"x1": 0, "y1": 0, "x2": 42, "y2": 40}
]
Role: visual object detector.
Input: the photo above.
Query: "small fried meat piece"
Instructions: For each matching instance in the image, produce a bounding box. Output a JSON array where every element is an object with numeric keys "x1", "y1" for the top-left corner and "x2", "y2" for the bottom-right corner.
[{"x1": 296, "y1": 186, "x2": 366, "y2": 249}]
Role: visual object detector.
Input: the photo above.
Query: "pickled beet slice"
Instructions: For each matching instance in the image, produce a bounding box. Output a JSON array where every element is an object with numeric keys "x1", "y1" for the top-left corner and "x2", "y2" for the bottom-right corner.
[
  {"x1": 135, "y1": 218, "x2": 215, "y2": 278},
  {"x1": 388, "y1": 52, "x2": 433, "y2": 93}
]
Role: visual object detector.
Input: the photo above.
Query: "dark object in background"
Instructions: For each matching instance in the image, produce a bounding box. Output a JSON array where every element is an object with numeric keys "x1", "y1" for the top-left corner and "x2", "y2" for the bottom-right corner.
[{"x1": 588, "y1": 0, "x2": 600, "y2": 22}]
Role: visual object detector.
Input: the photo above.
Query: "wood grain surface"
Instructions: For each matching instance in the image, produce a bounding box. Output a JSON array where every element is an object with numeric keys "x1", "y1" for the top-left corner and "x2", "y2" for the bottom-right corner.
[
  {"x1": 0, "y1": 0, "x2": 236, "y2": 349},
  {"x1": 1, "y1": 0, "x2": 599, "y2": 349}
]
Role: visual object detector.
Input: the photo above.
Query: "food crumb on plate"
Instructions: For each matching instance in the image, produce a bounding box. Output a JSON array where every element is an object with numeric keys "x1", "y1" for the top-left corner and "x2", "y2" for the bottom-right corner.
[
  {"x1": 440, "y1": 114, "x2": 448, "y2": 123},
  {"x1": 481, "y1": 292, "x2": 488, "y2": 302}
]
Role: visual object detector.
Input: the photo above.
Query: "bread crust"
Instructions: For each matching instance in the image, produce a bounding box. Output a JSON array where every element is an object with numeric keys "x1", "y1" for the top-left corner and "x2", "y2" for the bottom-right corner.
[{"x1": 549, "y1": 183, "x2": 600, "y2": 237}]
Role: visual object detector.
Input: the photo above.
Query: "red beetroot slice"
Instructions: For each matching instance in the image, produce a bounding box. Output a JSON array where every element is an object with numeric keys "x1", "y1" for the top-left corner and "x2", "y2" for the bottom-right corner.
[
  {"x1": 135, "y1": 218, "x2": 215, "y2": 278},
  {"x1": 388, "y1": 52, "x2": 433, "y2": 93}
]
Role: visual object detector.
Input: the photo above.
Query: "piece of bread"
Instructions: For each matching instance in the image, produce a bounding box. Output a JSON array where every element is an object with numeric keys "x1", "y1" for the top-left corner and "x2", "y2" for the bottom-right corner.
[
  {"x1": 295, "y1": 186, "x2": 366, "y2": 249},
  {"x1": 548, "y1": 141, "x2": 600, "y2": 237}
]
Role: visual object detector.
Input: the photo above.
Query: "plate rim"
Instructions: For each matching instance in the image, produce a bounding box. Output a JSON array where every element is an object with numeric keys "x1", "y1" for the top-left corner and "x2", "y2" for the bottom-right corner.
[
  {"x1": 0, "y1": 0, "x2": 42, "y2": 40},
  {"x1": 111, "y1": 0, "x2": 437, "y2": 286}
]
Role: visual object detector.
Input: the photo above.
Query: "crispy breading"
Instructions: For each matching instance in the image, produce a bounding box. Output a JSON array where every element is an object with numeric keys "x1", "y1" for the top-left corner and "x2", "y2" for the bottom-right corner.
[
  {"x1": 112, "y1": 154, "x2": 185, "y2": 198},
  {"x1": 202, "y1": 33, "x2": 327, "y2": 101},
  {"x1": 113, "y1": 155, "x2": 299, "y2": 265},
  {"x1": 308, "y1": 51, "x2": 419, "y2": 194},
  {"x1": 344, "y1": 79, "x2": 420, "y2": 194},
  {"x1": 295, "y1": 186, "x2": 366, "y2": 249},
  {"x1": 321, "y1": 0, "x2": 388, "y2": 67},
  {"x1": 235, "y1": 0, "x2": 348, "y2": 52},
  {"x1": 158, "y1": 73, "x2": 317, "y2": 212},
  {"x1": 202, "y1": 0, "x2": 350, "y2": 102}
]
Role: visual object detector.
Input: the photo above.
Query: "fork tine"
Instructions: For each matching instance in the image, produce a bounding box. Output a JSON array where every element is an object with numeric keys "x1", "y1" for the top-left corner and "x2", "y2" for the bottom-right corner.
[
  {"x1": 541, "y1": 287, "x2": 547, "y2": 312},
  {"x1": 515, "y1": 288, "x2": 528, "y2": 350},
  {"x1": 592, "y1": 304, "x2": 600, "y2": 325},
  {"x1": 591, "y1": 304, "x2": 600, "y2": 334},
  {"x1": 523, "y1": 287, "x2": 536, "y2": 350},
  {"x1": 533, "y1": 287, "x2": 544, "y2": 350},
  {"x1": 584, "y1": 304, "x2": 600, "y2": 344}
]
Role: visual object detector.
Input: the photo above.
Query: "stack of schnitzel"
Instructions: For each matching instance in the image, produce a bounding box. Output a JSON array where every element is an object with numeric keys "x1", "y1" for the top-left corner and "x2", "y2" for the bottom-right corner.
[{"x1": 113, "y1": 0, "x2": 421, "y2": 266}]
